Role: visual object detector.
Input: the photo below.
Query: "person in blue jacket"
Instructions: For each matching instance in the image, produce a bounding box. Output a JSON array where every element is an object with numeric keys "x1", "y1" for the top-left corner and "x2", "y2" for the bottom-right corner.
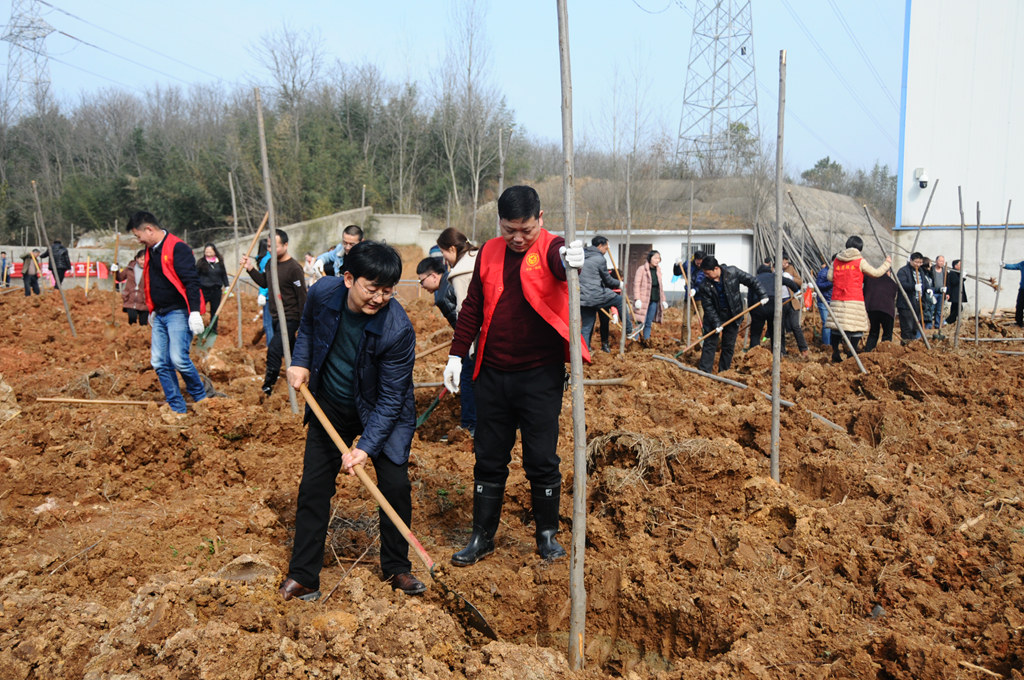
[
  {"x1": 1001, "y1": 259, "x2": 1024, "y2": 327},
  {"x1": 815, "y1": 258, "x2": 834, "y2": 347},
  {"x1": 313, "y1": 224, "x2": 363, "y2": 277},
  {"x1": 279, "y1": 240, "x2": 424, "y2": 601}
]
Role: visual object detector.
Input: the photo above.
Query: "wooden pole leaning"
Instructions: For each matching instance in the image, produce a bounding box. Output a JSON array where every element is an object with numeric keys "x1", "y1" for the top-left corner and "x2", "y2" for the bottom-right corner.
[
  {"x1": 954, "y1": 187, "x2": 966, "y2": 349},
  {"x1": 863, "y1": 205, "x2": 931, "y2": 350},
  {"x1": 769, "y1": 49, "x2": 786, "y2": 484},
  {"x1": 31, "y1": 181, "x2": 76, "y2": 337},
  {"x1": 676, "y1": 300, "x2": 764, "y2": 357},
  {"x1": 992, "y1": 200, "x2": 1012, "y2": 320},
  {"x1": 229, "y1": 171, "x2": 243, "y2": 348},
  {"x1": 909, "y1": 178, "x2": 940, "y2": 255},
  {"x1": 974, "y1": 202, "x2": 981, "y2": 343},
  {"x1": 556, "y1": 1, "x2": 587, "y2": 668}
]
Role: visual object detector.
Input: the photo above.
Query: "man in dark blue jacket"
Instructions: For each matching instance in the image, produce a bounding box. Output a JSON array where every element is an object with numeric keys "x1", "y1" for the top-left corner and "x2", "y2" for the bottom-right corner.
[{"x1": 280, "y1": 240, "x2": 423, "y2": 601}]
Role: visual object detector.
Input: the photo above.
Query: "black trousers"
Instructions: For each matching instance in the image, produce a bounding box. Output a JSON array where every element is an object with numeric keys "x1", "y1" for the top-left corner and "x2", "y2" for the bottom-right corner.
[
  {"x1": 125, "y1": 308, "x2": 149, "y2": 326},
  {"x1": 264, "y1": 318, "x2": 299, "y2": 390},
  {"x1": 781, "y1": 304, "x2": 808, "y2": 352},
  {"x1": 947, "y1": 298, "x2": 963, "y2": 325},
  {"x1": 748, "y1": 306, "x2": 773, "y2": 349},
  {"x1": 288, "y1": 398, "x2": 411, "y2": 589},
  {"x1": 1016, "y1": 288, "x2": 1024, "y2": 327},
  {"x1": 201, "y1": 286, "x2": 223, "y2": 333},
  {"x1": 863, "y1": 311, "x2": 894, "y2": 351},
  {"x1": 897, "y1": 303, "x2": 921, "y2": 340},
  {"x1": 699, "y1": 321, "x2": 740, "y2": 373},
  {"x1": 474, "y1": 363, "x2": 564, "y2": 487},
  {"x1": 23, "y1": 274, "x2": 39, "y2": 296}
]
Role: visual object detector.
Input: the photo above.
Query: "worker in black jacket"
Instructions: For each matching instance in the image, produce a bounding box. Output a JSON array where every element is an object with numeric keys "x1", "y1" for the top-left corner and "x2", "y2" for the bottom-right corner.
[{"x1": 697, "y1": 256, "x2": 767, "y2": 373}]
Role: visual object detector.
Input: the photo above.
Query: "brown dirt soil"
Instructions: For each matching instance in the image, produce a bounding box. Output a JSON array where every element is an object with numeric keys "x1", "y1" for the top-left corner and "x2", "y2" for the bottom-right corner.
[{"x1": 2, "y1": 281, "x2": 1024, "y2": 679}]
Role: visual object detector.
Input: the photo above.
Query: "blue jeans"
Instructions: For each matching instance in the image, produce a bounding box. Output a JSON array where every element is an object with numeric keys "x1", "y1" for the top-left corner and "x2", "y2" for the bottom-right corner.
[
  {"x1": 150, "y1": 309, "x2": 207, "y2": 413},
  {"x1": 817, "y1": 299, "x2": 831, "y2": 346},
  {"x1": 642, "y1": 302, "x2": 658, "y2": 340},
  {"x1": 262, "y1": 304, "x2": 275, "y2": 347}
]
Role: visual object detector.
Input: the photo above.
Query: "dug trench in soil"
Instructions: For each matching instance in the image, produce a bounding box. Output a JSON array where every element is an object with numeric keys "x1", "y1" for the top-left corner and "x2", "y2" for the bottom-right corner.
[{"x1": 1, "y1": 280, "x2": 1023, "y2": 679}]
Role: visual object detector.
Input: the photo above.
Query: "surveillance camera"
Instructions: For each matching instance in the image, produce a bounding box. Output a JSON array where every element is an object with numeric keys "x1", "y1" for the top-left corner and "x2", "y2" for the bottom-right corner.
[{"x1": 914, "y1": 168, "x2": 929, "y2": 189}]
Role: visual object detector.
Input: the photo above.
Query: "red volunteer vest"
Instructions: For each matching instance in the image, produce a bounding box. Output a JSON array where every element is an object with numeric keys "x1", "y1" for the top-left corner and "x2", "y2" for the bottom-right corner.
[
  {"x1": 474, "y1": 229, "x2": 591, "y2": 379},
  {"x1": 144, "y1": 232, "x2": 205, "y2": 314},
  {"x1": 831, "y1": 258, "x2": 864, "y2": 303}
]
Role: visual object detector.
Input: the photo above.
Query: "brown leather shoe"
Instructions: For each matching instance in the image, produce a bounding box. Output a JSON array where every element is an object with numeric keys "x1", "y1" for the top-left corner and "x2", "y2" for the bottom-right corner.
[
  {"x1": 389, "y1": 572, "x2": 426, "y2": 595},
  {"x1": 279, "y1": 578, "x2": 320, "y2": 602}
]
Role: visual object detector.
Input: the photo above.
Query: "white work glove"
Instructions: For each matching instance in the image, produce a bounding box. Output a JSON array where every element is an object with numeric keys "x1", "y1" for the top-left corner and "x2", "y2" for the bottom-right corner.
[
  {"x1": 715, "y1": 326, "x2": 723, "y2": 335},
  {"x1": 926, "y1": 288, "x2": 933, "y2": 295},
  {"x1": 313, "y1": 259, "x2": 325, "y2": 276},
  {"x1": 914, "y1": 283, "x2": 922, "y2": 293},
  {"x1": 661, "y1": 300, "x2": 669, "y2": 310},
  {"x1": 940, "y1": 286, "x2": 947, "y2": 293},
  {"x1": 257, "y1": 293, "x2": 267, "y2": 307},
  {"x1": 188, "y1": 311, "x2": 205, "y2": 335},
  {"x1": 927, "y1": 291, "x2": 937, "y2": 304},
  {"x1": 760, "y1": 297, "x2": 769, "y2": 307},
  {"x1": 559, "y1": 239, "x2": 585, "y2": 269},
  {"x1": 688, "y1": 288, "x2": 696, "y2": 298},
  {"x1": 443, "y1": 355, "x2": 462, "y2": 394},
  {"x1": 110, "y1": 263, "x2": 119, "y2": 273},
  {"x1": 1000, "y1": 261, "x2": 1006, "y2": 268},
  {"x1": 634, "y1": 299, "x2": 643, "y2": 311}
]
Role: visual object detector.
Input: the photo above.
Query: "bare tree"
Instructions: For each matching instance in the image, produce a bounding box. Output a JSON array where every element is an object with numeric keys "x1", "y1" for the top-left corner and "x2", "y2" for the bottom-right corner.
[
  {"x1": 251, "y1": 24, "x2": 325, "y2": 148},
  {"x1": 382, "y1": 82, "x2": 424, "y2": 213}
]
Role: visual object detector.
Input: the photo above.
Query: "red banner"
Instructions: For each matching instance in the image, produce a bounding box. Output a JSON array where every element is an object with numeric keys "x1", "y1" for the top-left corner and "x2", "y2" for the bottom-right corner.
[{"x1": 11, "y1": 260, "x2": 109, "y2": 279}]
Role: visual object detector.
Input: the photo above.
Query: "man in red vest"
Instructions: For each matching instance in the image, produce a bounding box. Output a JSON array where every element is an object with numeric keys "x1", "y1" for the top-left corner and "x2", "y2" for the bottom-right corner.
[
  {"x1": 442, "y1": 185, "x2": 586, "y2": 567},
  {"x1": 127, "y1": 211, "x2": 207, "y2": 414}
]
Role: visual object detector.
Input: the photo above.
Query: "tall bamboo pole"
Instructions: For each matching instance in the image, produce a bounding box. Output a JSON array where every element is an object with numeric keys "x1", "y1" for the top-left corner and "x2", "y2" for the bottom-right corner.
[
  {"x1": 255, "y1": 88, "x2": 298, "y2": 414},
  {"x1": 229, "y1": 172, "x2": 243, "y2": 348},
  {"x1": 909, "y1": 179, "x2": 939, "y2": 254},
  {"x1": 557, "y1": 1, "x2": 587, "y2": 669},
  {"x1": 769, "y1": 50, "x2": 786, "y2": 484},
  {"x1": 954, "y1": 187, "x2": 965, "y2": 349},
  {"x1": 686, "y1": 180, "x2": 694, "y2": 343},
  {"x1": 31, "y1": 181, "x2": 76, "y2": 336},
  {"x1": 992, "y1": 200, "x2": 1012, "y2": 319},
  {"x1": 974, "y1": 203, "x2": 981, "y2": 342}
]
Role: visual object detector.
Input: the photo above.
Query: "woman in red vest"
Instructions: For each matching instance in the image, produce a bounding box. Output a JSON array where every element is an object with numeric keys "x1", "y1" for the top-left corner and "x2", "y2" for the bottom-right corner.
[{"x1": 826, "y1": 235, "x2": 891, "y2": 362}]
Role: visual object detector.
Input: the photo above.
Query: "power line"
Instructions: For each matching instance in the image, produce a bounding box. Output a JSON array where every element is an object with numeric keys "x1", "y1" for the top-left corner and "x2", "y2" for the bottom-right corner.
[
  {"x1": 826, "y1": 0, "x2": 899, "y2": 111},
  {"x1": 778, "y1": 0, "x2": 897, "y2": 146},
  {"x1": 54, "y1": 28, "x2": 193, "y2": 85},
  {"x1": 13, "y1": 41, "x2": 140, "y2": 91},
  {"x1": 36, "y1": 0, "x2": 222, "y2": 81}
]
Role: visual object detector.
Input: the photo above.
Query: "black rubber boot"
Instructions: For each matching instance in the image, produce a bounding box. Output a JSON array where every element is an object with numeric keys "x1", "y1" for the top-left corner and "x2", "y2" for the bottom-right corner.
[
  {"x1": 451, "y1": 481, "x2": 504, "y2": 567},
  {"x1": 830, "y1": 336, "x2": 842, "y2": 363},
  {"x1": 532, "y1": 484, "x2": 567, "y2": 561}
]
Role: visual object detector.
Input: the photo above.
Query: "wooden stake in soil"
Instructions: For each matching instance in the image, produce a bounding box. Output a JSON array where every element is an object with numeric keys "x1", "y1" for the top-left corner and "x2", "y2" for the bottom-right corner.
[
  {"x1": 991, "y1": 200, "x2": 1012, "y2": 320},
  {"x1": 31, "y1": 180, "x2": 76, "y2": 337},
  {"x1": 909, "y1": 178, "x2": 939, "y2": 255},
  {"x1": 229, "y1": 171, "x2": 243, "y2": 349},
  {"x1": 770, "y1": 49, "x2": 786, "y2": 484},
  {"x1": 110, "y1": 230, "x2": 120, "y2": 326},
  {"x1": 975, "y1": 202, "x2": 981, "y2": 343},
  {"x1": 84, "y1": 256, "x2": 90, "y2": 297},
  {"x1": 556, "y1": 1, "x2": 587, "y2": 668},
  {"x1": 954, "y1": 186, "x2": 966, "y2": 349},
  {"x1": 255, "y1": 88, "x2": 298, "y2": 414}
]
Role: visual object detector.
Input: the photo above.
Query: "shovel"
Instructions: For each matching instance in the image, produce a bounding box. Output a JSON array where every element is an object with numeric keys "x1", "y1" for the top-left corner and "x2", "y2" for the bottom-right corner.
[
  {"x1": 298, "y1": 384, "x2": 497, "y2": 640},
  {"x1": 196, "y1": 212, "x2": 268, "y2": 351},
  {"x1": 674, "y1": 300, "x2": 764, "y2": 358},
  {"x1": 415, "y1": 387, "x2": 448, "y2": 429}
]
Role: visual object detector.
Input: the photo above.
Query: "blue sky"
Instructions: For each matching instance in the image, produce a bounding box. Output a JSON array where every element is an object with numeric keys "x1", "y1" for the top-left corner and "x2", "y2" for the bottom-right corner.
[{"x1": 3, "y1": 0, "x2": 905, "y2": 175}]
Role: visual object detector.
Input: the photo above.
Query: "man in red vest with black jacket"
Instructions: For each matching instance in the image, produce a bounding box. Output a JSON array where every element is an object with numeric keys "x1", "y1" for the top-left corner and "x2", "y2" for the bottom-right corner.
[
  {"x1": 127, "y1": 211, "x2": 207, "y2": 414},
  {"x1": 443, "y1": 185, "x2": 587, "y2": 567}
]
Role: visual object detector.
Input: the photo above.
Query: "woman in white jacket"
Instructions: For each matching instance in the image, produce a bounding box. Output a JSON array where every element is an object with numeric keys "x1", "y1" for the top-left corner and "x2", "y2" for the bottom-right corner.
[{"x1": 437, "y1": 228, "x2": 479, "y2": 435}]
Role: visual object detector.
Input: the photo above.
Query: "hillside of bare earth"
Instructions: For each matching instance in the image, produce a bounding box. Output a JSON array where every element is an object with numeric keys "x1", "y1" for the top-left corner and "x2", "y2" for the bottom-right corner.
[{"x1": 1, "y1": 277, "x2": 1023, "y2": 679}]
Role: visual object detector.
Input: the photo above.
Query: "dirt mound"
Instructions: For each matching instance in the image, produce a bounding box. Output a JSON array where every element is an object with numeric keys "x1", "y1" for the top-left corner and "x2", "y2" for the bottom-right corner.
[{"x1": 2, "y1": 287, "x2": 1023, "y2": 679}]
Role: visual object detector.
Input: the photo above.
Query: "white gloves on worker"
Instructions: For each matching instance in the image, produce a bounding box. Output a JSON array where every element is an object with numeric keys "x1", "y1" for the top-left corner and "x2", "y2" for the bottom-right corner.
[
  {"x1": 560, "y1": 240, "x2": 585, "y2": 269},
  {"x1": 661, "y1": 300, "x2": 669, "y2": 310},
  {"x1": 914, "y1": 283, "x2": 923, "y2": 293},
  {"x1": 715, "y1": 326, "x2": 723, "y2": 335},
  {"x1": 940, "y1": 286, "x2": 947, "y2": 293},
  {"x1": 634, "y1": 299, "x2": 643, "y2": 311},
  {"x1": 188, "y1": 311, "x2": 205, "y2": 335},
  {"x1": 688, "y1": 288, "x2": 696, "y2": 298},
  {"x1": 760, "y1": 297, "x2": 769, "y2": 307},
  {"x1": 313, "y1": 259, "x2": 325, "y2": 276},
  {"x1": 257, "y1": 293, "x2": 267, "y2": 307},
  {"x1": 110, "y1": 263, "x2": 119, "y2": 273},
  {"x1": 443, "y1": 355, "x2": 462, "y2": 394},
  {"x1": 927, "y1": 291, "x2": 937, "y2": 304}
]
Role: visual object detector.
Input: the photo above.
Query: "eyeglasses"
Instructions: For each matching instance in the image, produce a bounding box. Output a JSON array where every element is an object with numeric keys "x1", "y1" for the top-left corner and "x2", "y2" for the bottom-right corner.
[
  {"x1": 357, "y1": 280, "x2": 394, "y2": 301},
  {"x1": 417, "y1": 273, "x2": 437, "y2": 287}
]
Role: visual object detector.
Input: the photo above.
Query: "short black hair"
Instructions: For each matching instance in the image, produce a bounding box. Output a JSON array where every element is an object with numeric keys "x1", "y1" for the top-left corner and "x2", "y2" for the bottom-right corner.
[
  {"x1": 910, "y1": 251, "x2": 923, "y2": 261},
  {"x1": 127, "y1": 211, "x2": 159, "y2": 232},
  {"x1": 343, "y1": 224, "x2": 364, "y2": 239},
  {"x1": 701, "y1": 255, "x2": 719, "y2": 271},
  {"x1": 646, "y1": 250, "x2": 660, "y2": 263},
  {"x1": 693, "y1": 250, "x2": 706, "y2": 260},
  {"x1": 591, "y1": 235, "x2": 608, "y2": 247},
  {"x1": 135, "y1": 249, "x2": 145, "y2": 259},
  {"x1": 345, "y1": 240, "x2": 402, "y2": 286},
  {"x1": 416, "y1": 257, "x2": 445, "y2": 276},
  {"x1": 845, "y1": 235, "x2": 863, "y2": 250},
  {"x1": 952, "y1": 258, "x2": 961, "y2": 268},
  {"x1": 273, "y1": 228, "x2": 289, "y2": 245},
  {"x1": 497, "y1": 185, "x2": 541, "y2": 221}
]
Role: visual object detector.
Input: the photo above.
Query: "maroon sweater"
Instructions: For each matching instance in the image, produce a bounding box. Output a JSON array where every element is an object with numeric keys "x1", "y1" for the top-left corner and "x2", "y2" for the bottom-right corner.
[{"x1": 451, "y1": 237, "x2": 567, "y2": 372}]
